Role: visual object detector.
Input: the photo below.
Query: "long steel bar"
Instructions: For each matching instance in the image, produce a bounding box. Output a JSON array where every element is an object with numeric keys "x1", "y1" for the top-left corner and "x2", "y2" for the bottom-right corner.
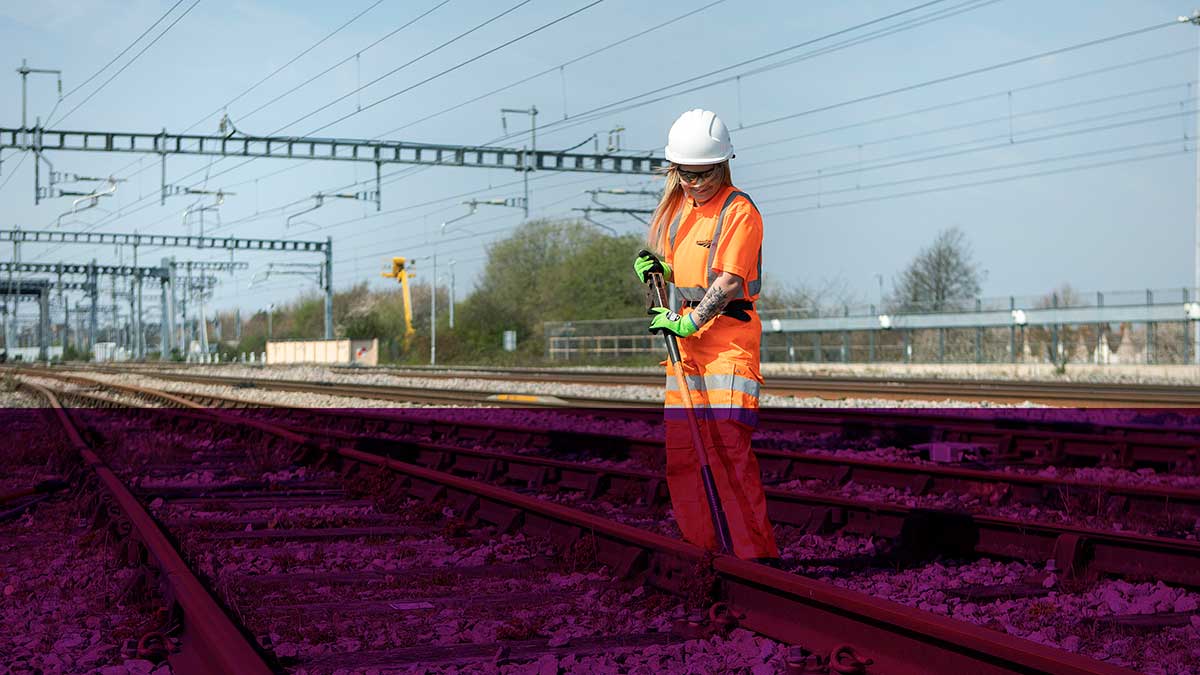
[
  {"x1": 0, "y1": 228, "x2": 327, "y2": 252},
  {"x1": 0, "y1": 229, "x2": 329, "y2": 336},
  {"x1": 0, "y1": 127, "x2": 664, "y2": 174}
]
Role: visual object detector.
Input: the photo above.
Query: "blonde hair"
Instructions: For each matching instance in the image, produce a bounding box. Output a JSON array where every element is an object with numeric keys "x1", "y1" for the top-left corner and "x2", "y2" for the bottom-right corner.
[{"x1": 647, "y1": 162, "x2": 731, "y2": 252}]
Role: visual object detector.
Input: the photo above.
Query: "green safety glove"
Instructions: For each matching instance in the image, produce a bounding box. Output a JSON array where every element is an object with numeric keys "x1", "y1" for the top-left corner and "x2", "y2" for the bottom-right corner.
[
  {"x1": 634, "y1": 250, "x2": 672, "y2": 283},
  {"x1": 648, "y1": 307, "x2": 698, "y2": 338}
]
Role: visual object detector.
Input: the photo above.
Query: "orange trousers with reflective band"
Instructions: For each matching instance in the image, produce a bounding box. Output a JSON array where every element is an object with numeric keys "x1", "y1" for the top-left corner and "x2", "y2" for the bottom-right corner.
[{"x1": 664, "y1": 311, "x2": 778, "y2": 560}]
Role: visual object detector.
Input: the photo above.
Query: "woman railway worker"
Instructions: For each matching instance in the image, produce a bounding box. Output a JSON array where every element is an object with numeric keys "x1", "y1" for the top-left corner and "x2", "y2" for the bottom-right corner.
[{"x1": 633, "y1": 109, "x2": 779, "y2": 562}]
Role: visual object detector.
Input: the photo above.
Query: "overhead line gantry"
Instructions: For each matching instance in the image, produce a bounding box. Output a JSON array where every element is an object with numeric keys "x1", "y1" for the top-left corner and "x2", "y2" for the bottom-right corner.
[{"x1": 0, "y1": 126, "x2": 666, "y2": 210}]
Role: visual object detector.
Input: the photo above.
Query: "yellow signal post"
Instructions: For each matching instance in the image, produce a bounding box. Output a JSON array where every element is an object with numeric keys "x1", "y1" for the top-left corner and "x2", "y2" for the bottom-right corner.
[{"x1": 381, "y1": 257, "x2": 417, "y2": 345}]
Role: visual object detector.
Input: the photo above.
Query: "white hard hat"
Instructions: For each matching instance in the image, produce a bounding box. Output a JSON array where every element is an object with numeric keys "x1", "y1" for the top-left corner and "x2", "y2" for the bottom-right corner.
[{"x1": 664, "y1": 109, "x2": 733, "y2": 165}]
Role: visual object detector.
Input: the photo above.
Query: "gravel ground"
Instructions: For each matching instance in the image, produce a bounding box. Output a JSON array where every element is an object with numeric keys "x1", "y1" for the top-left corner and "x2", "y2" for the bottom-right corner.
[
  {"x1": 0, "y1": 412, "x2": 172, "y2": 675},
  {"x1": 186, "y1": 359, "x2": 1200, "y2": 385},
  {"x1": 785, "y1": 438, "x2": 1200, "y2": 491},
  {"x1": 775, "y1": 477, "x2": 1200, "y2": 541},
  {"x1": 818, "y1": 558, "x2": 1200, "y2": 675},
  {"x1": 58, "y1": 371, "x2": 438, "y2": 409},
  {"x1": 760, "y1": 361, "x2": 1200, "y2": 386},
  {"x1": 16, "y1": 374, "x2": 162, "y2": 409},
  {"x1": 0, "y1": 386, "x2": 36, "y2": 407}
]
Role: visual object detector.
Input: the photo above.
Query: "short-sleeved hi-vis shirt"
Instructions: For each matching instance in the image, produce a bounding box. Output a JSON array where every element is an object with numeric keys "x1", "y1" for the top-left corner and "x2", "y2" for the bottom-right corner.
[{"x1": 662, "y1": 184, "x2": 762, "y2": 304}]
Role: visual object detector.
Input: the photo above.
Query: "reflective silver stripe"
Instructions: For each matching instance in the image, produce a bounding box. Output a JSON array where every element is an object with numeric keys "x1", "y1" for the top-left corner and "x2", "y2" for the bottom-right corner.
[
  {"x1": 676, "y1": 286, "x2": 706, "y2": 301},
  {"x1": 664, "y1": 372, "x2": 760, "y2": 398},
  {"x1": 663, "y1": 405, "x2": 760, "y2": 425},
  {"x1": 708, "y1": 191, "x2": 763, "y2": 291},
  {"x1": 702, "y1": 372, "x2": 761, "y2": 398},
  {"x1": 667, "y1": 205, "x2": 685, "y2": 252},
  {"x1": 664, "y1": 373, "x2": 705, "y2": 392}
]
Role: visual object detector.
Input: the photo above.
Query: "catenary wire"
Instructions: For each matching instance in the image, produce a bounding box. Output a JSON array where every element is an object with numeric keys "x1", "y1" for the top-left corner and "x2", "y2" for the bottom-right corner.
[
  {"x1": 60, "y1": 0, "x2": 187, "y2": 100},
  {"x1": 51, "y1": 0, "x2": 202, "y2": 127}
]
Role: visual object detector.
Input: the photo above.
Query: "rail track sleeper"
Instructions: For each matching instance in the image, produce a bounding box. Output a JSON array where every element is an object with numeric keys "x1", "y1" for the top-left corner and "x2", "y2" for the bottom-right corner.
[
  {"x1": 196, "y1": 525, "x2": 425, "y2": 541},
  {"x1": 300, "y1": 631, "x2": 682, "y2": 669},
  {"x1": 260, "y1": 587, "x2": 593, "y2": 616}
]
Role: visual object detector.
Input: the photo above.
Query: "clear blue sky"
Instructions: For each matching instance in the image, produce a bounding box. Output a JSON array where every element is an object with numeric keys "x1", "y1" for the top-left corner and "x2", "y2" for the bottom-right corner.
[{"x1": 1, "y1": 0, "x2": 1197, "y2": 319}]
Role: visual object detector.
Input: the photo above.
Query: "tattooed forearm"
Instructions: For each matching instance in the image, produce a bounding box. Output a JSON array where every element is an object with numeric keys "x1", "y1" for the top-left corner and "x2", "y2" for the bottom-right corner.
[
  {"x1": 690, "y1": 285, "x2": 731, "y2": 327},
  {"x1": 689, "y1": 272, "x2": 745, "y2": 328}
]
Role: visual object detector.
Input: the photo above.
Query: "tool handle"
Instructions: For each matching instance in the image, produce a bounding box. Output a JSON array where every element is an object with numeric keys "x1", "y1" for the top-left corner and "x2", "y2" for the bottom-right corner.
[
  {"x1": 645, "y1": 271, "x2": 683, "y2": 363},
  {"x1": 701, "y1": 465, "x2": 734, "y2": 553},
  {"x1": 644, "y1": 269, "x2": 733, "y2": 554}
]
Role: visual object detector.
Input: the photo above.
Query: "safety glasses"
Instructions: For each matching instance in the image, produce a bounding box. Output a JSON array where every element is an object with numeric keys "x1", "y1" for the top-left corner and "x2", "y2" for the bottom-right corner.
[{"x1": 675, "y1": 165, "x2": 717, "y2": 184}]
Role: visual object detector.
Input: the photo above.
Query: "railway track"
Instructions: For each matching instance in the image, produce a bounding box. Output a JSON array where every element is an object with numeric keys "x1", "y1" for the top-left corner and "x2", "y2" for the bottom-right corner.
[
  {"x1": 66, "y1": 375, "x2": 1200, "y2": 587},
  {"x1": 23, "y1": 366, "x2": 1200, "y2": 472},
  {"x1": 340, "y1": 364, "x2": 1200, "y2": 407},
  {"x1": 12, "y1": 371, "x2": 1164, "y2": 674},
  {"x1": 35, "y1": 361, "x2": 1200, "y2": 406}
]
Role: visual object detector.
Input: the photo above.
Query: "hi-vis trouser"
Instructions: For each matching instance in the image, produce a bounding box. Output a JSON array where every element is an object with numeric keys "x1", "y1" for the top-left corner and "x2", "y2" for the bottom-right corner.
[{"x1": 664, "y1": 310, "x2": 779, "y2": 560}]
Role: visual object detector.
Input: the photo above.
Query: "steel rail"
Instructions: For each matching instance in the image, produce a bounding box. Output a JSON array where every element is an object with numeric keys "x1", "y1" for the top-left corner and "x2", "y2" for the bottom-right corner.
[
  {"x1": 14, "y1": 379, "x2": 273, "y2": 675},
  {"x1": 285, "y1": 420, "x2": 1200, "y2": 588},
  {"x1": 26, "y1": 376, "x2": 1138, "y2": 675},
  {"x1": 42, "y1": 365, "x2": 654, "y2": 409},
  {"x1": 58, "y1": 361, "x2": 1200, "y2": 407},
  {"x1": 33, "y1": 366, "x2": 1200, "y2": 470},
  {"x1": 22, "y1": 369, "x2": 1200, "y2": 511},
  {"x1": 325, "y1": 364, "x2": 1200, "y2": 407}
]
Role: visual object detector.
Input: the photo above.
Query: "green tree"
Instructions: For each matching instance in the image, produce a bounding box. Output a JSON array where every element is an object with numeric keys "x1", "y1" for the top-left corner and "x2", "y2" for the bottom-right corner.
[{"x1": 452, "y1": 219, "x2": 647, "y2": 359}]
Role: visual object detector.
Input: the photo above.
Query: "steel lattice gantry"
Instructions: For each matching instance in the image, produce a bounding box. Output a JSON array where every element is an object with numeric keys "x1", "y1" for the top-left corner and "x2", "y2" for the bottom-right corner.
[
  {"x1": 0, "y1": 280, "x2": 51, "y2": 360},
  {"x1": 0, "y1": 228, "x2": 334, "y2": 340},
  {"x1": 0, "y1": 258, "x2": 248, "y2": 359},
  {"x1": 0, "y1": 126, "x2": 667, "y2": 210}
]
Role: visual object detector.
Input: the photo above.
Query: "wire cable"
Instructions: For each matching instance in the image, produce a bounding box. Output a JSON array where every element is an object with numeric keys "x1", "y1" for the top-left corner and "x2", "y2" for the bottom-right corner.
[
  {"x1": 51, "y1": 0, "x2": 202, "y2": 126},
  {"x1": 236, "y1": 0, "x2": 452, "y2": 126},
  {"x1": 270, "y1": 0, "x2": 537, "y2": 136},
  {"x1": 766, "y1": 146, "x2": 1191, "y2": 216},
  {"x1": 61, "y1": 0, "x2": 186, "y2": 100},
  {"x1": 64, "y1": 0, "x2": 965, "y2": 234},
  {"x1": 757, "y1": 135, "x2": 1193, "y2": 205},
  {"x1": 373, "y1": 0, "x2": 729, "y2": 138},
  {"x1": 198, "y1": 0, "x2": 389, "y2": 130},
  {"x1": 474, "y1": 0, "x2": 989, "y2": 144},
  {"x1": 296, "y1": 0, "x2": 608, "y2": 137},
  {"x1": 738, "y1": 45, "x2": 1200, "y2": 152},
  {"x1": 93, "y1": 0, "x2": 448, "y2": 190},
  {"x1": 751, "y1": 98, "x2": 1198, "y2": 190},
  {"x1": 738, "y1": 19, "x2": 1184, "y2": 134}
]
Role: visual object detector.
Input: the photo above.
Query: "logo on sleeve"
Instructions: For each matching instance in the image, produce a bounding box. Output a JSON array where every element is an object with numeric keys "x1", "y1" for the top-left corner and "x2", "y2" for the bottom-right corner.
[{"x1": 695, "y1": 239, "x2": 712, "y2": 248}]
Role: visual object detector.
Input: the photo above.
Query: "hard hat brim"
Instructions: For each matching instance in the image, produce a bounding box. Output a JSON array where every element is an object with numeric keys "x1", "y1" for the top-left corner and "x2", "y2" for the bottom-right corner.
[{"x1": 664, "y1": 147, "x2": 734, "y2": 165}]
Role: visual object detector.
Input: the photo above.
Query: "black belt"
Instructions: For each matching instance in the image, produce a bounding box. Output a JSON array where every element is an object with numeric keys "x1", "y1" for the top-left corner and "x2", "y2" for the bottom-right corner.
[{"x1": 681, "y1": 298, "x2": 754, "y2": 322}]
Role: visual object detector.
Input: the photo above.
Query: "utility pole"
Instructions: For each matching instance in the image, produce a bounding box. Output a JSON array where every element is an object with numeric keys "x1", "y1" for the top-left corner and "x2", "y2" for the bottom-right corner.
[
  {"x1": 1186, "y1": 11, "x2": 1200, "y2": 364},
  {"x1": 448, "y1": 259, "x2": 456, "y2": 329},
  {"x1": 323, "y1": 237, "x2": 334, "y2": 340},
  {"x1": 17, "y1": 59, "x2": 62, "y2": 206},
  {"x1": 501, "y1": 106, "x2": 538, "y2": 218},
  {"x1": 434, "y1": 205, "x2": 478, "y2": 365},
  {"x1": 17, "y1": 59, "x2": 61, "y2": 134}
]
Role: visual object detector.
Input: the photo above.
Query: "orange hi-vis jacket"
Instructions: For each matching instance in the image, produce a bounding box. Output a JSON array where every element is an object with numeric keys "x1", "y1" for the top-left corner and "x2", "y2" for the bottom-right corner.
[
  {"x1": 659, "y1": 184, "x2": 777, "y2": 559},
  {"x1": 661, "y1": 184, "x2": 764, "y2": 427}
]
